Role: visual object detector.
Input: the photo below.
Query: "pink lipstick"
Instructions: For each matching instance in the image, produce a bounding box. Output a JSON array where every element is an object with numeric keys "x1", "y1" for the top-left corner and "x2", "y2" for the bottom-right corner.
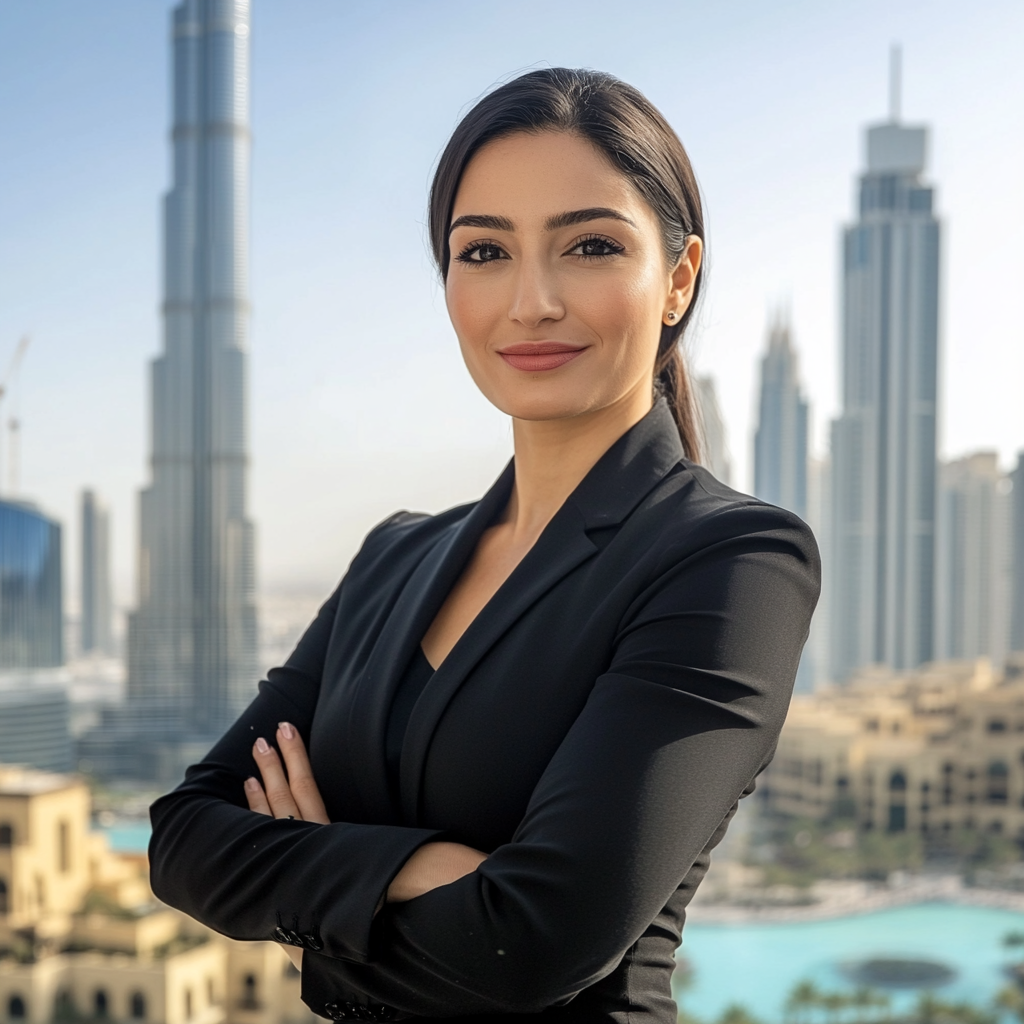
[{"x1": 497, "y1": 341, "x2": 586, "y2": 372}]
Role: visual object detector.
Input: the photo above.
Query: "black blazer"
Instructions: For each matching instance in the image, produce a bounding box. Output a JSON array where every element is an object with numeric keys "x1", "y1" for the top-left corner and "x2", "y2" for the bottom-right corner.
[{"x1": 149, "y1": 400, "x2": 820, "y2": 1024}]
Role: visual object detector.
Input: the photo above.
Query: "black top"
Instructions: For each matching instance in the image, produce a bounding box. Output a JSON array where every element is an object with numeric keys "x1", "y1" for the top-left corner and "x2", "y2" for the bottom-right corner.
[
  {"x1": 148, "y1": 399, "x2": 820, "y2": 1024},
  {"x1": 385, "y1": 646, "x2": 435, "y2": 797}
]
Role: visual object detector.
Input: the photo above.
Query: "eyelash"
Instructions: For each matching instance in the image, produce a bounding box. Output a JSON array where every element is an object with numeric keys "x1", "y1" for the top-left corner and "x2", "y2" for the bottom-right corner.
[{"x1": 453, "y1": 233, "x2": 626, "y2": 265}]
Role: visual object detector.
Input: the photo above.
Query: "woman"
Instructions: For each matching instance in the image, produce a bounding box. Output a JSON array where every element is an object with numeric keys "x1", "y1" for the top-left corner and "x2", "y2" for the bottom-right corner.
[{"x1": 149, "y1": 68, "x2": 819, "y2": 1023}]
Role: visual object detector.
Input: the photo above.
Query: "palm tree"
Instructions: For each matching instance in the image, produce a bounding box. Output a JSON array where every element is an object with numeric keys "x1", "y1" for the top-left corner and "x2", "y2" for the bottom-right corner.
[
  {"x1": 784, "y1": 981, "x2": 822, "y2": 1024},
  {"x1": 821, "y1": 991, "x2": 850, "y2": 1024},
  {"x1": 997, "y1": 985, "x2": 1024, "y2": 1023},
  {"x1": 848, "y1": 986, "x2": 890, "y2": 1023},
  {"x1": 717, "y1": 1004, "x2": 763, "y2": 1024}
]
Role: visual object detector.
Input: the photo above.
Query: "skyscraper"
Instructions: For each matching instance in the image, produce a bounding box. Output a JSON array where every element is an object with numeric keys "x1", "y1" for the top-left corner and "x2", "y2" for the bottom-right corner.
[
  {"x1": 753, "y1": 312, "x2": 809, "y2": 520},
  {"x1": 934, "y1": 453, "x2": 1012, "y2": 667},
  {"x1": 80, "y1": 489, "x2": 113, "y2": 656},
  {"x1": 1011, "y1": 453, "x2": 1024, "y2": 654},
  {"x1": 0, "y1": 499, "x2": 62, "y2": 670},
  {"x1": 830, "y1": 74, "x2": 941, "y2": 681},
  {"x1": 696, "y1": 376, "x2": 732, "y2": 486},
  {"x1": 127, "y1": 0, "x2": 257, "y2": 741}
]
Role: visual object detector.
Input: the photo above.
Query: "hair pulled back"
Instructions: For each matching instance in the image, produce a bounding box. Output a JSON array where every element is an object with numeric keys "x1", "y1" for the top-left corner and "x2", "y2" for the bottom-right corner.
[{"x1": 428, "y1": 67, "x2": 705, "y2": 460}]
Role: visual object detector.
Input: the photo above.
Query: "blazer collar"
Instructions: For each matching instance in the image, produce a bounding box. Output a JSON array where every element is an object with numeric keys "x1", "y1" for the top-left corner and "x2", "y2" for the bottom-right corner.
[
  {"x1": 566, "y1": 396, "x2": 685, "y2": 530},
  {"x1": 347, "y1": 399, "x2": 686, "y2": 825}
]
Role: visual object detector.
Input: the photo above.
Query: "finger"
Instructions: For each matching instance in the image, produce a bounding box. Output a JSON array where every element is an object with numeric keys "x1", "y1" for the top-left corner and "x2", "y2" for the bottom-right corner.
[
  {"x1": 277, "y1": 722, "x2": 330, "y2": 824},
  {"x1": 244, "y1": 776, "x2": 272, "y2": 816},
  {"x1": 252, "y1": 737, "x2": 301, "y2": 819}
]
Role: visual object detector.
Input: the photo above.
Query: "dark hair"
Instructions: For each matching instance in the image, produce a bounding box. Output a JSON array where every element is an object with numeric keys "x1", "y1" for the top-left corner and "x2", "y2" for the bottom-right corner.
[{"x1": 428, "y1": 67, "x2": 705, "y2": 459}]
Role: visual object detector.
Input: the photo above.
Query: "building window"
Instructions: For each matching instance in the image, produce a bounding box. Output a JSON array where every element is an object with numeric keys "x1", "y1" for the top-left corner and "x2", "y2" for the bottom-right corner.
[
  {"x1": 130, "y1": 993, "x2": 146, "y2": 1021},
  {"x1": 988, "y1": 719, "x2": 1008, "y2": 733},
  {"x1": 888, "y1": 804, "x2": 907, "y2": 832},
  {"x1": 9, "y1": 995, "x2": 27, "y2": 1019},
  {"x1": 241, "y1": 974, "x2": 259, "y2": 1010},
  {"x1": 987, "y1": 762, "x2": 1009, "y2": 805},
  {"x1": 54, "y1": 989, "x2": 75, "y2": 1022},
  {"x1": 889, "y1": 770, "x2": 907, "y2": 792},
  {"x1": 0, "y1": 878, "x2": 8, "y2": 915},
  {"x1": 58, "y1": 820, "x2": 70, "y2": 873},
  {"x1": 0, "y1": 823, "x2": 12, "y2": 846},
  {"x1": 184, "y1": 988, "x2": 193, "y2": 1021},
  {"x1": 94, "y1": 990, "x2": 109, "y2": 1019}
]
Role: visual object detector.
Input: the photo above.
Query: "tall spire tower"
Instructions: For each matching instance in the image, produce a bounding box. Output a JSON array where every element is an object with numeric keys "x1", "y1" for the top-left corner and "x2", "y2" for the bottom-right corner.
[
  {"x1": 830, "y1": 53, "x2": 940, "y2": 681},
  {"x1": 128, "y1": 0, "x2": 257, "y2": 741}
]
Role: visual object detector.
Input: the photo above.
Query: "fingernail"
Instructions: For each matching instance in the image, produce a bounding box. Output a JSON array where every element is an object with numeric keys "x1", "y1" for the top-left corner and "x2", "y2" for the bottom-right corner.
[
  {"x1": 278, "y1": 722, "x2": 294, "y2": 740},
  {"x1": 244, "y1": 776, "x2": 259, "y2": 792},
  {"x1": 255, "y1": 737, "x2": 270, "y2": 754}
]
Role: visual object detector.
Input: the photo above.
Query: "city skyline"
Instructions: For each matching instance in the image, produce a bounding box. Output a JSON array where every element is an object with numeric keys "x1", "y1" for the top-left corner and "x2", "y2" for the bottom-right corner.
[{"x1": 0, "y1": 0, "x2": 1022, "y2": 603}]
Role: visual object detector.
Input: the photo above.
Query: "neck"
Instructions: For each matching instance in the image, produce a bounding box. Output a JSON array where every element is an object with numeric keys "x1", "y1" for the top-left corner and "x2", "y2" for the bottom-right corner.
[{"x1": 503, "y1": 383, "x2": 654, "y2": 541}]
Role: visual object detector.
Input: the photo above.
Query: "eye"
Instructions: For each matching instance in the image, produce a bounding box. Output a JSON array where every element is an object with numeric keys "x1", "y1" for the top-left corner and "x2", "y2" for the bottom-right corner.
[
  {"x1": 454, "y1": 241, "x2": 509, "y2": 264},
  {"x1": 565, "y1": 235, "x2": 626, "y2": 259}
]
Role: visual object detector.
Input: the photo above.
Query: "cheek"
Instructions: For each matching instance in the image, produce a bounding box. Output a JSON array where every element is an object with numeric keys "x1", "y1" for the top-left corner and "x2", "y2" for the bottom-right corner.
[
  {"x1": 445, "y1": 275, "x2": 502, "y2": 349},
  {"x1": 577, "y1": 262, "x2": 664, "y2": 360}
]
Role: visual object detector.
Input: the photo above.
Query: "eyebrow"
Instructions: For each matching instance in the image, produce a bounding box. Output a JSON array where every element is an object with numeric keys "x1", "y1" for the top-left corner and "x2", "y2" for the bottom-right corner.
[{"x1": 448, "y1": 207, "x2": 636, "y2": 235}]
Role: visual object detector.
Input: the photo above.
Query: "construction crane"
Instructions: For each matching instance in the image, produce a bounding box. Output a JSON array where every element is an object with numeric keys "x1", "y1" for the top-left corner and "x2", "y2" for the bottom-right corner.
[{"x1": 0, "y1": 335, "x2": 31, "y2": 498}]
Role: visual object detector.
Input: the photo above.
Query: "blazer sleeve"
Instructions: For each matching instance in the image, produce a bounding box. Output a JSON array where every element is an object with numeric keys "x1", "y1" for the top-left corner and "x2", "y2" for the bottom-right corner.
[
  {"x1": 298, "y1": 502, "x2": 820, "y2": 1017},
  {"x1": 148, "y1": 537, "x2": 446, "y2": 965}
]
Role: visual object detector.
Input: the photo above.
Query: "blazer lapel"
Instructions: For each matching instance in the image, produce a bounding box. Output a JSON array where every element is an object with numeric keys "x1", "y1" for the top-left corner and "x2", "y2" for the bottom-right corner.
[
  {"x1": 342, "y1": 462, "x2": 515, "y2": 817},
  {"x1": 399, "y1": 398, "x2": 686, "y2": 824},
  {"x1": 399, "y1": 502, "x2": 598, "y2": 823}
]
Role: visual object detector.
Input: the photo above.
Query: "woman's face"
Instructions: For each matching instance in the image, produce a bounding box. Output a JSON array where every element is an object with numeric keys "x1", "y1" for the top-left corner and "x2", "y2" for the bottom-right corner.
[{"x1": 445, "y1": 130, "x2": 701, "y2": 424}]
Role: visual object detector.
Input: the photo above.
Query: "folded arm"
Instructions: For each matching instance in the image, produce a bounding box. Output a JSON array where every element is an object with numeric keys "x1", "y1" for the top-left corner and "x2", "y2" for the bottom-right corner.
[{"x1": 148, "y1": 583, "x2": 450, "y2": 964}]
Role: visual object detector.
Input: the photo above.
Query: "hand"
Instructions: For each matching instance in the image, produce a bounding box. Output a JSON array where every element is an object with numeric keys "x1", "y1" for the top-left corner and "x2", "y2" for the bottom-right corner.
[
  {"x1": 386, "y1": 841, "x2": 488, "y2": 904},
  {"x1": 244, "y1": 722, "x2": 330, "y2": 971},
  {"x1": 244, "y1": 721, "x2": 331, "y2": 824}
]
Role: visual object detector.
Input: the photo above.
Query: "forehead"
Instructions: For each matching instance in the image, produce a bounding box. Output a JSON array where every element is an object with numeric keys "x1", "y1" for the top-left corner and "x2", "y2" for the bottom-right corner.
[{"x1": 452, "y1": 130, "x2": 646, "y2": 221}]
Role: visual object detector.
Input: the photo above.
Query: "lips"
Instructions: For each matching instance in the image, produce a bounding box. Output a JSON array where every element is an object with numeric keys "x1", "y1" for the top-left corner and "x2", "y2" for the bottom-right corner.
[{"x1": 497, "y1": 342, "x2": 586, "y2": 372}]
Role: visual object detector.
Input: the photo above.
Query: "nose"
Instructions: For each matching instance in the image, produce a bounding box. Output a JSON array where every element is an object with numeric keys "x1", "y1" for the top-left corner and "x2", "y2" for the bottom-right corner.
[{"x1": 507, "y1": 257, "x2": 565, "y2": 329}]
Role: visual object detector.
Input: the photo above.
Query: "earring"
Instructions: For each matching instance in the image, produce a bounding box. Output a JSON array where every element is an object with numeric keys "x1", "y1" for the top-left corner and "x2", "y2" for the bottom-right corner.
[{"x1": 665, "y1": 311, "x2": 677, "y2": 323}]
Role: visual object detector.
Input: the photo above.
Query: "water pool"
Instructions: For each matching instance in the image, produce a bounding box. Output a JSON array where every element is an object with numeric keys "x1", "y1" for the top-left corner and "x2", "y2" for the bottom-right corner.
[
  {"x1": 99, "y1": 821, "x2": 152, "y2": 852},
  {"x1": 677, "y1": 903, "x2": 1024, "y2": 1020}
]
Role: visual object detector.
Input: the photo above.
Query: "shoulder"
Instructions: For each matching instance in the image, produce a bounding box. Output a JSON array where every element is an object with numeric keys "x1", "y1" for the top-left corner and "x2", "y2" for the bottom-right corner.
[
  {"x1": 641, "y1": 459, "x2": 820, "y2": 571},
  {"x1": 347, "y1": 501, "x2": 475, "y2": 575}
]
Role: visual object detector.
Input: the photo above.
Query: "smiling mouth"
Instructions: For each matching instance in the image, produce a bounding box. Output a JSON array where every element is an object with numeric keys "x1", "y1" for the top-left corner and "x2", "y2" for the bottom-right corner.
[{"x1": 497, "y1": 342, "x2": 587, "y2": 372}]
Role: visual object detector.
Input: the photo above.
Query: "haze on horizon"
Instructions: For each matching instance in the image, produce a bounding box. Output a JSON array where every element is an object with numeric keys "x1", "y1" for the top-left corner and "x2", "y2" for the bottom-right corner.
[{"x1": 0, "y1": 0, "x2": 1021, "y2": 611}]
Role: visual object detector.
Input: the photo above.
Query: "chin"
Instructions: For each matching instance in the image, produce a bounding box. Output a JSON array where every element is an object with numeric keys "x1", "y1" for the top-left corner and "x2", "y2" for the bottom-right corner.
[{"x1": 492, "y1": 387, "x2": 607, "y2": 424}]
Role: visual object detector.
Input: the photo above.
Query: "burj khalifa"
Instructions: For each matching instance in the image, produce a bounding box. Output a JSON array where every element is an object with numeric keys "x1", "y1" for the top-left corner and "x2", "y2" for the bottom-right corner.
[{"x1": 127, "y1": 0, "x2": 257, "y2": 747}]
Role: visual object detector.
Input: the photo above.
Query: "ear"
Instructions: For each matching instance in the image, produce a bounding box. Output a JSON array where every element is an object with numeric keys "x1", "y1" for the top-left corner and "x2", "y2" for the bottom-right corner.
[{"x1": 664, "y1": 236, "x2": 703, "y2": 324}]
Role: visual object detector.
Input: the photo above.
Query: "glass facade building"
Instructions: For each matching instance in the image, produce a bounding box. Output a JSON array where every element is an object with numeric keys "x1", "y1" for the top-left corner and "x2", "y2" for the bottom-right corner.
[
  {"x1": 0, "y1": 685, "x2": 72, "y2": 773},
  {"x1": 830, "y1": 121, "x2": 941, "y2": 680},
  {"x1": 0, "y1": 499, "x2": 63, "y2": 670}
]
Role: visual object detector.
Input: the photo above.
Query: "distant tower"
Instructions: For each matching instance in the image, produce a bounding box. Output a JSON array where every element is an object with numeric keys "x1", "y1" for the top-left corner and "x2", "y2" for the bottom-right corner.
[
  {"x1": 127, "y1": 0, "x2": 257, "y2": 740},
  {"x1": 1011, "y1": 452, "x2": 1024, "y2": 654},
  {"x1": 753, "y1": 311, "x2": 809, "y2": 519},
  {"x1": 830, "y1": 52, "x2": 941, "y2": 681},
  {"x1": 696, "y1": 376, "x2": 732, "y2": 485},
  {"x1": 0, "y1": 499, "x2": 62, "y2": 669},
  {"x1": 80, "y1": 490, "x2": 113, "y2": 655},
  {"x1": 934, "y1": 453, "x2": 1012, "y2": 667}
]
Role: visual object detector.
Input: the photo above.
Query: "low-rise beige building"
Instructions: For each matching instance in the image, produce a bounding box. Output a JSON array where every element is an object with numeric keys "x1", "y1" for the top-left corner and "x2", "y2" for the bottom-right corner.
[
  {"x1": 0, "y1": 766, "x2": 314, "y2": 1024},
  {"x1": 763, "y1": 658, "x2": 1024, "y2": 841}
]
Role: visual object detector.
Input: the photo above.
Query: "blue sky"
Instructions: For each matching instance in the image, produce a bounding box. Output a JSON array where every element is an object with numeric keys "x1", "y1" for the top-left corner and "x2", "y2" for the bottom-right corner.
[{"x1": 1, "y1": 0, "x2": 1022, "y2": 601}]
